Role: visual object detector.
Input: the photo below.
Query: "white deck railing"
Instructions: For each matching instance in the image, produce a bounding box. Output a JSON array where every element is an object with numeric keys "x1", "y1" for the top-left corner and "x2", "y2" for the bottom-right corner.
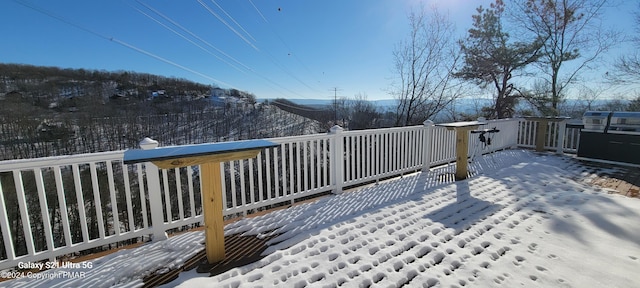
[
  {"x1": 0, "y1": 117, "x2": 568, "y2": 270},
  {"x1": 516, "y1": 119, "x2": 581, "y2": 153}
]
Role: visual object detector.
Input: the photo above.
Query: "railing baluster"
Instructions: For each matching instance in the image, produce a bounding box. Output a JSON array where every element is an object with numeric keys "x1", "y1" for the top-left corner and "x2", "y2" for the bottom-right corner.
[
  {"x1": 161, "y1": 169, "x2": 172, "y2": 222},
  {"x1": 121, "y1": 163, "x2": 135, "y2": 233},
  {"x1": 72, "y1": 164, "x2": 89, "y2": 243},
  {"x1": 53, "y1": 166, "x2": 72, "y2": 247},
  {"x1": 136, "y1": 163, "x2": 148, "y2": 229},
  {"x1": 187, "y1": 166, "x2": 196, "y2": 218},
  {"x1": 265, "y1": 148, "x2": 272, "y2": 200},
  {"x1": 273, "y1": 144, "x2": 285, "y2": 198},
  {"x1": 303, "y1": 141, "x2": 308, "y2": 192},
  {"x1": 364, "y1": 135, "x2": 370, "y2": 179},
  {"x1": 257, "y1": 152, "x2": 264, "y2": 202},
  {"x1": 248, "y1": 158, "x2": 255, "y2": 205},
  {"x1": 319, "y1": 139, "x2": 325, "y2": 188},
  {"x1": 89, "y1": 162, "x2": 106, "y2": 239},
  {"x1": 344, "y1": 136, "x2": 350, "y2": 183},
  {"x1": 0, "y1": 182, "x2": 15, "y2": 261},
  {"x1": 288, "y1": 142, "x2": 294, "y2": 197},
  {"x1": 239, "y1": 160, "x2": 247, "y2": 210},
  {"x1": 13, "y1": 171, "x2": 35, "y2": 256},
  {"x1": 106, "y1": 160, "x2": 120, "y2": 235},
  {"x1": 356, "y1": 135, "x2": 361, "y2": 180},
  {"x1": 229, "y1": 161, "x2": 237, "y2": 209},
  {"x1": 296, "y1": 142, "x2": 301, "y2": 194},
  {"x1": 175, "y1": 167, "x2": 184, "y2": 221},
  {"x1": 313, "y1": 139, "x2": 319, "y2": 190},
  {"x1": 375, "y1": 133, "x2": 380, "y2": 178}
]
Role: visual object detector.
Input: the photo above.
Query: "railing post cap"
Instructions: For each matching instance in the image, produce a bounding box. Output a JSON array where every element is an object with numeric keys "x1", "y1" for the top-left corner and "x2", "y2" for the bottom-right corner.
[
  {"x1": 329, "y1": 125, "x2": 344, "y2": 134},
  {"x1": 423, "y1": 120, "x2": 434, "y2": 126},
  {"x1": 140, "y1": 137, "x2": 159, "y2": 150}
]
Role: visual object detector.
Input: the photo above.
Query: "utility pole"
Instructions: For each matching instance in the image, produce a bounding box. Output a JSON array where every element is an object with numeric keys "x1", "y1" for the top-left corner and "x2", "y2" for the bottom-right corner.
[{"x1": 330, "y1": 87, "x2": 343, "y2": 126}]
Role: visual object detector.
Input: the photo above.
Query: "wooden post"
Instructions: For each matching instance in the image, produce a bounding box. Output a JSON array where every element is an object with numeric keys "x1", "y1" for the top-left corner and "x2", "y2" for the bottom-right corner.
[
  {"x1": 201, "y1": 162, "x2": 226, "y2": 262},
  {"x1": 535, "y1": 120, "x2": 547, "y2": 152},
  {"x1": 454, "y1": 128, "x2": 472, "y2": 180},
  {"x1": 522, "y1": 117, "x2": 571, "y2": 153},
  {"x1": 435, "y1": 121, "x2": 483, "y2": 181}
]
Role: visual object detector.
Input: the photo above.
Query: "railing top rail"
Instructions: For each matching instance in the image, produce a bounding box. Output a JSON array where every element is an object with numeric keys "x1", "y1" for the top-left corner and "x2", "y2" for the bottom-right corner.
[
  {"x1": 0, "y1": 150, "x2": 125, "y2": 172},
  {"x1": 342, "y1": 125, "x2": 424, "y2": 136},
  {"x1": 264, "y1": 132, "x2": 332, "y2": 144}
]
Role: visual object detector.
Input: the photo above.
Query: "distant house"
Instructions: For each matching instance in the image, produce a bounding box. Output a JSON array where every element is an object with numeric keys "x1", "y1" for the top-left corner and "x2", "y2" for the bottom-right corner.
[
  {"x1": 210, "y1": 87, "x2": 226, "y2": 98},
  {"x1": 210, "y1": 94, "x2": 227, "y2": 107},
  {"x1": 209, "y1": 87, "x2": 252, "y2": 109},
  {"x1": 150, "y1": 89, "x2": 167, "y2": 98}
]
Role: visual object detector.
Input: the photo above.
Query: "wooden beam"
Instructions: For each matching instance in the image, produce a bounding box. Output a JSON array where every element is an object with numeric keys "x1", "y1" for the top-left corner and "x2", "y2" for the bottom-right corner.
[
  {"x1": 200, "y1": 162, "x2": 226, "y2": 263},
  {"x1": 152, "y1": 149, "x2": 260, "y2": 169},
  {"x1": 453, "y1": 126, "x2": 478, "y2": 180},
  {"x1": 535, "y1": 120, "x2": 547, "y2": 152},
  {"x1": 455, "y1": 130, "x2": 469, "y2": 180}
]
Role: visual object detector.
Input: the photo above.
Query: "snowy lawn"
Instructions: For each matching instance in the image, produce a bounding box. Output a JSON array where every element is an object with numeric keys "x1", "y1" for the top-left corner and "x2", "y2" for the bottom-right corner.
[{"x1": 3, "y1": 150, "x2": 640, "y2": 287}]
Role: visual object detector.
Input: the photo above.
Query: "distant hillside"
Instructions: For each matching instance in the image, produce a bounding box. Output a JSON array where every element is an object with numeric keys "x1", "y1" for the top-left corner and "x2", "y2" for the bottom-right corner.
[
  {"x1": 0, "y1": 63, "x2": 262, "y2": 117},
  {"x1": 0, "y1": 63, "x2": 320, "y2": 160}
]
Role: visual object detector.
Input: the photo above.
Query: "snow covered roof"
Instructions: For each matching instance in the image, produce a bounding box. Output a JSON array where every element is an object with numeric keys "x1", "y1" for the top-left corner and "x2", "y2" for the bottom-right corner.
[{"x1": 4, "y1": 150, "x2": 640, "y2": 287}]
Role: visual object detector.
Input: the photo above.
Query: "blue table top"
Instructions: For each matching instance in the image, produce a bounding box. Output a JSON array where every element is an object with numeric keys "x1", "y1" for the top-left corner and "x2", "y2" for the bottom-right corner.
[{"x1": 123, "y1": 139, "x2": 278, "y2": 164}]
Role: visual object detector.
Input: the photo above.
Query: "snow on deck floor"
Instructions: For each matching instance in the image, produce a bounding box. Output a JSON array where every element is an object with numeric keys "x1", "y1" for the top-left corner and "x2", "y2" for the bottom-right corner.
[{"x1": 3, "y1": 150, "x2": 640, "y2": 287}]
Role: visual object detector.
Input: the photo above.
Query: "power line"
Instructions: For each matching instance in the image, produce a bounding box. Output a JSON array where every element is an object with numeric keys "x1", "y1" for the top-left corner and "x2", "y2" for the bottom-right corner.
[
  {"x1": 133, "y1": 0, "x2": 253, "y2": 73},
  {"x1": 128, "y1": 2, "x2": 246, "y2": 75},
  {"x1": 248, "y1": 0, "x2": 324, "y2": 93},
  {"x1": 199, "y1": 0, "x2": 324, "y2": 97},
  {"x1": 197, "y1": 0, "x2": 258, "y2": 51},
  {"x1": 210, "y1": 0, "x2": 257, "y2": 43},
  {"x1": 131, "y1": 0, "x2": 310, "y2": 99},
  {"x1": 13, "y1": 0, "x2": 234, "y2": 87}
]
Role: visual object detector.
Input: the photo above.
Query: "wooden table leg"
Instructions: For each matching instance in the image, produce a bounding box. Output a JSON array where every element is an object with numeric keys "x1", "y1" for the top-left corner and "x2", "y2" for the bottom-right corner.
[
  {"x1": 455, "y1": 129, "x2": 471, "y2": 180},
  {"x1": 535, "y1": 120, "x2": 548, "y2": 152},
  {"x1": 200, "y1": 162, "x2": 225, "y2": 263}
]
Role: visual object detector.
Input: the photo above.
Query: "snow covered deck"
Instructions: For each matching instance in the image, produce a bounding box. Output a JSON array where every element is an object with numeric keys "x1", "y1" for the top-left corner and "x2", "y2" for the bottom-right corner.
[{"x1": 3, "y1": 150, "x2": 640, "y2": 287}]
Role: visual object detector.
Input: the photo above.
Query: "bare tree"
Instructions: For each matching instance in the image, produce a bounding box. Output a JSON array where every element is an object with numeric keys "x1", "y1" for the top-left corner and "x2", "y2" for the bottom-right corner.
[
  {"x1": 628, "y1": 93, "x2": 640, "y2": 111},
  {"x1": 348, "y1": 93, "x2": 381, "y2": 130},
  {"x1": 510, "y1": 0, "x2": 619, "y2": 115},
  {"x1": 390, "y1": 7, "x2": 462, "y2": 126},
  {"x1": 610, "y1": 4, "x2": 640, "y2": 83}
]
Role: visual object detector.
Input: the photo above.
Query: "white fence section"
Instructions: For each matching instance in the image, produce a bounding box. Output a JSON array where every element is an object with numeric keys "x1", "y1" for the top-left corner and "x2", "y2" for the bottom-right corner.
[
  {"x1": 517, "y1": 119, "x2": 581, "y2": 153},
  {"x1": 0, "y1": 117, "x2": 564, "y2": 269}
]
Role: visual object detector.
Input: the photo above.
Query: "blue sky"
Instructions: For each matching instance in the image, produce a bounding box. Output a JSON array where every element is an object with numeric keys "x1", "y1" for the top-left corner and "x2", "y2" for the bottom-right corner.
[{"x1": 1, "y1": 0, "x2": 636, "y2": 101}]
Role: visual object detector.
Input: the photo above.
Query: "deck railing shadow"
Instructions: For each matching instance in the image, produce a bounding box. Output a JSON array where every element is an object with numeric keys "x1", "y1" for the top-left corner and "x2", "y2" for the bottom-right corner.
[
  {"x1": 423, "y1": 181, "x2": 502, "y2": 234},
  {"x1": 490, "y1": 158, "x2": 640, "y2": 247},
  {"x1": 224, "y1": 150, "x2": 532, "y2": 256}
]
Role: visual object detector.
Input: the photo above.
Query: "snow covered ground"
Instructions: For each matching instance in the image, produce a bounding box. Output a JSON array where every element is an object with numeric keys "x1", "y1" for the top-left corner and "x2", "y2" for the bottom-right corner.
[{"x1": 3, "y1": 150, "x2": 640, "y2": 287}]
